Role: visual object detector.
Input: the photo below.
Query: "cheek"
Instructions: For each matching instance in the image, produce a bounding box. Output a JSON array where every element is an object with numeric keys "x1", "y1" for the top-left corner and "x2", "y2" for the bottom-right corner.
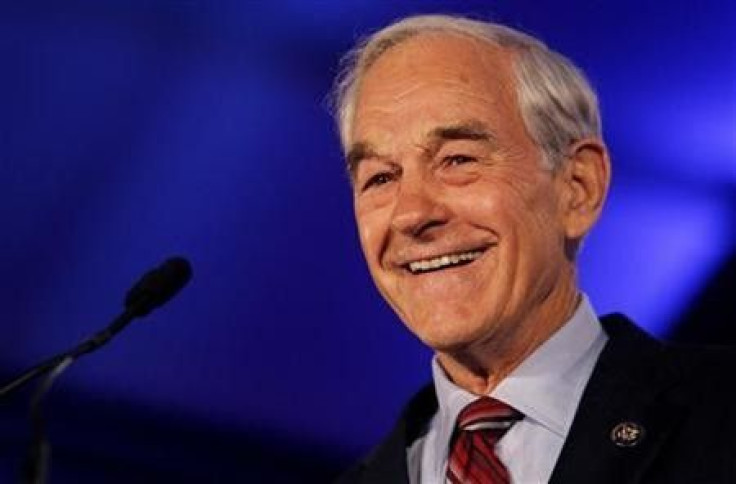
[
  {"x1": 355, "y1": 208, "x2": 387, "y2": 262},
  {"x1": 450, "y1": 179, "x2": 522, "y2": 232},
  {"x1": 513, "y1": 191, "x2": 567, "y2": 272},
  {"x1": 457, "y1": 173, "x2": 562, "y2": 252},
  {"x1": 527, "y1": 186, "x2": 564, "y2": 235},
  {"x1": 499, "y1": 169, "x2": 560, "y2": 223}
]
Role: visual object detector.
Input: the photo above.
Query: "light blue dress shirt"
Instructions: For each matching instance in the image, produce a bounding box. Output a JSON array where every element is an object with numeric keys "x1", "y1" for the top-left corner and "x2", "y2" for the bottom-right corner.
[{"x1": 407, "y1": 295, "x2": 608, "y2": 484}]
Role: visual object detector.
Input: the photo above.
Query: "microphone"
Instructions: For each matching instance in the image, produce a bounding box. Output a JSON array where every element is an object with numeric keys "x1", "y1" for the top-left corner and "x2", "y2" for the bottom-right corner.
[
  {"x1": 0, "y1": 256, "x2": 192, "y2": 398},
  {"x1": 0, "y1": 256, "x2": 192, "y2": 484},
  {"x1": 125, "y1": 256, "x2": 192, "y2": 317}
]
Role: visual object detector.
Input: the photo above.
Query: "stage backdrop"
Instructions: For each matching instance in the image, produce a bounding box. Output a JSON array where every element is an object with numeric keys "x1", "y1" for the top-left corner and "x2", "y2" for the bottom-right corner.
[{"x1": 0, "y1": 1, "x2": 734, "y2": 481}]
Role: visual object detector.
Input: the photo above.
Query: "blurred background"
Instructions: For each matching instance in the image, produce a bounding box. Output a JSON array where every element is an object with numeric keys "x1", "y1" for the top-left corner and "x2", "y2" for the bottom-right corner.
[{"x1": 0, "y1": 0, "x2": 734, "y2": 481}]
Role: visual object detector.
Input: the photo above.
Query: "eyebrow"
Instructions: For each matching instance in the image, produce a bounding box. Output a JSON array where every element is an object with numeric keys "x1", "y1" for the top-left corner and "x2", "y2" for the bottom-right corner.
[
  {"x1": 345, "y1": 120, "x2": 497, "y2": 177},
  {"x1": 428, "y1": 120, "x2": 496, "y2": 145},
  {"x1": 346, "y1": 141, "x2": 376, "y2": 177}
]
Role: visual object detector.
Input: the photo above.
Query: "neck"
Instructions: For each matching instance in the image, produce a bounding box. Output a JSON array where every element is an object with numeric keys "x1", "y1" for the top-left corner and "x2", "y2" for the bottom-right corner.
[{"x1": 436, "y1": 279, "x2": 581, "y2": 395}]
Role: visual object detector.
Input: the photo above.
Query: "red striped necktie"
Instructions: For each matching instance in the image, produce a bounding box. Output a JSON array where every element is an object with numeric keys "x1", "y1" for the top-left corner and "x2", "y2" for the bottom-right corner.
[{"x1": 446, "y1": 397, "x2": 523, "y2": 484}]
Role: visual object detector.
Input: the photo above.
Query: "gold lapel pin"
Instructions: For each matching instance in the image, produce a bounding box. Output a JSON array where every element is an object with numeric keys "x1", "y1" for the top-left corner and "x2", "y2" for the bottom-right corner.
[{"x1": 611, "y1": 421, "x2": 646, "y2": 447}]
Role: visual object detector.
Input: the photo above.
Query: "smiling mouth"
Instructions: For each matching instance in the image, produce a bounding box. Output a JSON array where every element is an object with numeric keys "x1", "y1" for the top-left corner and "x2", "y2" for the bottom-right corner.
[{"x1": 404, "y1": 249, "x2": 486, "y2": 275}]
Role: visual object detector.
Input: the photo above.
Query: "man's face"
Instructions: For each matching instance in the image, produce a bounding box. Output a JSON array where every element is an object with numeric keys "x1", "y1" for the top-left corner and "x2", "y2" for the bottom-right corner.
[{"x1": 349, "y1": 34, "x2": 576, "y2": 354}]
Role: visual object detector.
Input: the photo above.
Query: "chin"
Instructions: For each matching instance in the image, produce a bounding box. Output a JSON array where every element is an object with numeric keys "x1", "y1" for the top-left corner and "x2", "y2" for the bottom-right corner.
[{"x1": 405, "y1": 314, "x2": 486, "y2": 353}]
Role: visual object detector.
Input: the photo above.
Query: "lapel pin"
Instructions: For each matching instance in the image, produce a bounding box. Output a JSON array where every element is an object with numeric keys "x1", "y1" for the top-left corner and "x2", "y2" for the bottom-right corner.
[{"x1": 611, "y1": 421, "x2": 645, "y2": 447}]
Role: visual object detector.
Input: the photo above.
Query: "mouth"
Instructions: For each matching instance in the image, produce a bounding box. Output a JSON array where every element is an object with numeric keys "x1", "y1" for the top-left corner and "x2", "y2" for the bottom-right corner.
[{"x1": 403, "y1": 248, "x2": 488, "y2": 275}]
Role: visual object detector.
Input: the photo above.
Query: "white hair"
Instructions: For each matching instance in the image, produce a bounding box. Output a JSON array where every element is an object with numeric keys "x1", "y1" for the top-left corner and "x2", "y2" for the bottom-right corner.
[{"x1": 333, "y1": 14, "x2": 602, "y2": 169}]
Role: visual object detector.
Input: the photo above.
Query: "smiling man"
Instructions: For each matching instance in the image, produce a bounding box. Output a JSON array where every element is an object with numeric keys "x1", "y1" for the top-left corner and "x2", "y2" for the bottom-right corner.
[{"x1": 334, "y1": 14, "x2": 736, "y2": 484}]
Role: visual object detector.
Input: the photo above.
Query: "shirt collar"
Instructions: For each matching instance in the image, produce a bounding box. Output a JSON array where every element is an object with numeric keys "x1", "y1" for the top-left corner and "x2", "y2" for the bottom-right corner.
[{"x1": 432, "y1": 294, "x2": 607, "y2": 441}]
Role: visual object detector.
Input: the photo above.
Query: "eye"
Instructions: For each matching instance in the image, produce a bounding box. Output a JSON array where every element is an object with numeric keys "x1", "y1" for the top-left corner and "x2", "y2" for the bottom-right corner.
[
  {"x1": 361, "y1": 172, "x2": 394, "y2": 192},
  {"x1": 444, "y1": 154, "x2": 476, "y2": 166}
]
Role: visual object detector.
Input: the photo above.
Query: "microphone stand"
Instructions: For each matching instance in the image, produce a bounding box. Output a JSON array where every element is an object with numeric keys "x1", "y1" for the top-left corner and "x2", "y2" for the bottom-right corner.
[
  {"x1": 1, "y1": 304, "x2": 146, "y2": 484},
  {"x1": 0, "y1": 256, "x2": 192, "y2": 484},
  {"x1": 23, "y1": 356, "x2": 73, "y2": 484},
  {"x1": 0, "y1": 306, "x2": 141, "y2": 400}
]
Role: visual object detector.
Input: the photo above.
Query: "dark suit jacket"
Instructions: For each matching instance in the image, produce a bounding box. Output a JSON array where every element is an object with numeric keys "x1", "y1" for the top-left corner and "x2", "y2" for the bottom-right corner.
[{"x1": 337, "y1": 314, "x2": 736, "y2": 483}]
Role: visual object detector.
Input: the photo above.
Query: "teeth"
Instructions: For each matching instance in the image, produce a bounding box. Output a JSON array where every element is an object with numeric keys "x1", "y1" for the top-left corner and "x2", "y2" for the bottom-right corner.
[{"x1": 408, "y1": 250, "x2": 484, "y2": 273}]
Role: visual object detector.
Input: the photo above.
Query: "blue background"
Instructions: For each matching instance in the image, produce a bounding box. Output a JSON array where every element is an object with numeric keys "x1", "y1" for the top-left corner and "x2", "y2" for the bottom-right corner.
[{"x1": 0, "y1": 1, "x2": 734, "y2": 481}]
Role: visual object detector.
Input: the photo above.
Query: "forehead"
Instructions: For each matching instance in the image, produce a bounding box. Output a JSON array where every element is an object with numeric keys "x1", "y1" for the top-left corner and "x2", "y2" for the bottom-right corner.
[{"x1": 351, "y1": 33, "x2": 521, "y2": 143}]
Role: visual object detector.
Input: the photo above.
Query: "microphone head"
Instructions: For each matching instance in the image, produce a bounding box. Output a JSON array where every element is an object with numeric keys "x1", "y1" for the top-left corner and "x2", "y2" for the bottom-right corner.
[{"x1": 125, "y1": 257, "x2": 192, "y2": 317}]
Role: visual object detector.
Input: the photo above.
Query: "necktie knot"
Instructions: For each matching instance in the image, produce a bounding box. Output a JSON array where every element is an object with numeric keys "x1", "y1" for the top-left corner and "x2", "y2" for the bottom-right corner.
[
  {"x1": 446, "y1": 397, "x2": 523, "y2": 484},
  {"x1": 456, "y1": 396, "x2": 523, "y2": 437}
]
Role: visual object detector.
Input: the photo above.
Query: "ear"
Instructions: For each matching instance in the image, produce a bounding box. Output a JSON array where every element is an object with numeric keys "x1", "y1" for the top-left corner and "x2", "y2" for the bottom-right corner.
[{"x1": 557, "y1": 138, "x2": 611, "y2": 242}]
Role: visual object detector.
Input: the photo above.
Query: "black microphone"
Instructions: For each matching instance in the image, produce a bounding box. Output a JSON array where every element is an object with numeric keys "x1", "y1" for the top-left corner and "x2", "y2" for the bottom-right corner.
[
  {"x1": 0, "y1": 256, "x2": 192, "y2": 398},
  {"x1": 125, "y1": 256, "x2": 192, "y2": 317},
  {"x1": 0, "y1": 256, "x2": 192, "y2": 484}
]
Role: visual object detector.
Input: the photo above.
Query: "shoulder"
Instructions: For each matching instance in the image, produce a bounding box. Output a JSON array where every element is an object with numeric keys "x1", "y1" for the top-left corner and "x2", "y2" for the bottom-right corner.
[
  {"x1": 591, "y1": 313, "x2": 736, "y2": 441},
  {"x1": 663, "y1": 341, "x2": 736, "y2": 400},
  {"x1": 334, "y1": 384, "x2": 437, "y2": 484},
  {"x1": 552, "y1": 313, "x2": 736, "y2": 483},
  {"x1": 599, "y1": 312, "x2": 736, "y2": 391}
]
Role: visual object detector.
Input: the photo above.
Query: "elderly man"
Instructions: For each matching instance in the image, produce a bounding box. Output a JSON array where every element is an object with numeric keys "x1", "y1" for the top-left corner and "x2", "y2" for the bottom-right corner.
[{"x1": 334, "y1": 14, "x2": 735, "y2": 484}]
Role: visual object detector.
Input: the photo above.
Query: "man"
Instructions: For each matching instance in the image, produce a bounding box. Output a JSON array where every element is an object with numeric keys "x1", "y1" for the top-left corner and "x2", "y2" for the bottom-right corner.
[{"x1": 334, "y1": 14, "x2": 736, "y2": 484}]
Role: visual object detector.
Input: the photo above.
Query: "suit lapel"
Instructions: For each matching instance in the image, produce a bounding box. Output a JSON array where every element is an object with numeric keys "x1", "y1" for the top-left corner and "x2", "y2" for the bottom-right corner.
[
  {"x1": 355, "y1": 385, "x2": 437, "y2": 484},
  {"x1": 550, "y1": 314, "x2": 684, "y2": 484},
  {"x1": 356, "y1": 423, "x2": 412, "y2": 484}
]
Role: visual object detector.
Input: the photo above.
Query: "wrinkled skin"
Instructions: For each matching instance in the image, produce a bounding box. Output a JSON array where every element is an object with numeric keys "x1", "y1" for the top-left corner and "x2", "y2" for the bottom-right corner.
[{"x1": 349, "y1": 33, "x2": 609, "y2": 393}]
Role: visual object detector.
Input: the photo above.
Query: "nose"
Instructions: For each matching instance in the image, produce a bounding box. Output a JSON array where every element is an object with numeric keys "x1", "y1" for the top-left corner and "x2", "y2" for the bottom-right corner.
[{"x1": 390, "y1": 175, "x2": 449, "y2": 239}]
